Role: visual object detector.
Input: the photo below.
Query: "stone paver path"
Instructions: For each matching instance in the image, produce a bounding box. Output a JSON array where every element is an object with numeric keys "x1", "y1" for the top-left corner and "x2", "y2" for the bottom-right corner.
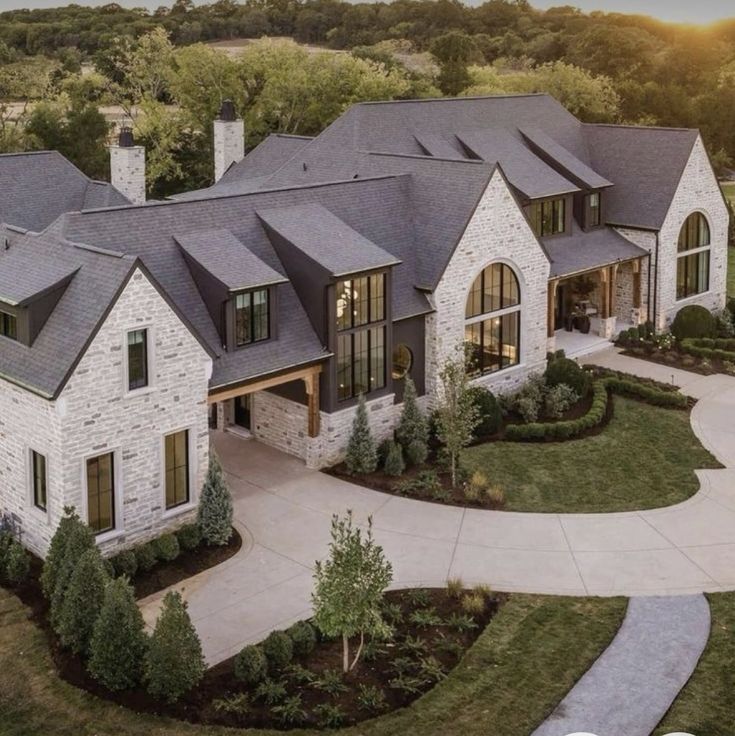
[
  {"x1": 139, "y1": 349, "x2": 735, "y2": 665},
  {"x1": 531, "y1": 594, "x2": 710, "y2": 736}
]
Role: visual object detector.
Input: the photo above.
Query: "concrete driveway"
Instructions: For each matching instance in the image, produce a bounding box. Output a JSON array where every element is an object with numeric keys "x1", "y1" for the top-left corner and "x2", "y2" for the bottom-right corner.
[{"x1": 139, "y1": 350, "x2": 735, "y2": 665}]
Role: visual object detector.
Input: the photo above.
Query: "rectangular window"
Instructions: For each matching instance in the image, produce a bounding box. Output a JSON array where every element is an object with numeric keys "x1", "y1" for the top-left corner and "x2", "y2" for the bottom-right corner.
[
  {"x1": 235, "y1": 289, "x2": 270, "y2": 347},
  {"x1": 127, "y1": 328, "x2": 148, "y2": 390},
  {"x1": 86, "y1": 453, "x2": 115, "y2": 535},
  {"x1": 337, "y1": 326, "x2": 386, "y2": 401},
  {"x1": 165, "y1": 430, "x2": 189, "y2": 510},
  {"x1": 336, "y1": 273, "x2": 385, "y2": 331},
  {"x1": 677, "y1": 251, "x2": 710, "y2": 300},
  {"x1": 587, "y1": 192, "x2": 601, "y2": 228},
  {"x1": 529, "y1": 199, "x2": 566, "y2": 237},
  {"x1": 31, "y1": 450, "x2": 47, "y2": 511},
  {"x1": 0, "y1": 310, "x2": 17, "y2": 340}
]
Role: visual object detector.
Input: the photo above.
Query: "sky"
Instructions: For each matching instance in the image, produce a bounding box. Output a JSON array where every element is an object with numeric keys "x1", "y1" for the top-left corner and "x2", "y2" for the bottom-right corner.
[{"x1": 0, "y1": 0, "x2": 731, "y2": 25}]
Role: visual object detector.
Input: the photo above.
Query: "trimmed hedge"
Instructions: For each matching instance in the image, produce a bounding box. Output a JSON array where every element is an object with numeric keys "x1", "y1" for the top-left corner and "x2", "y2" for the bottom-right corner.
[
  {"x1": 680, "y1": 337, "x2": 735, "y2": 363},
  {"x1": 504, "y1": 377, "x2": 687, "y2": 442},
  {"x1": 671, "y1": 305, "x2": 717, "y2": 340}
]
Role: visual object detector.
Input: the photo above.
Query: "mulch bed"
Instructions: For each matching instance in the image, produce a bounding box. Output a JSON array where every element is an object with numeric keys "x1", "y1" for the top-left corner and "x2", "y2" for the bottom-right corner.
[{"x1": 620, "y1": 346, "x2": 722, "y2": 377}]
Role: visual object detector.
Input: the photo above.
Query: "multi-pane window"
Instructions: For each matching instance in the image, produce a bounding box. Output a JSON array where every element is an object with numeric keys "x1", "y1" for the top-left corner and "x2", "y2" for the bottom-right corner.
[
  {"x1": 164, "y1": 430, "x2": 189, "y2": 510},
  {"x1": 677, "y1": 213, "x2": 710, "y2": 300},
  {"x1": 31, "y1": 450, "x2": 47, "y2": 511},
  {"x1": 587, "y1": 192, "x2": 601, "y2": 228},
  {"x1": 235, "y1": 289, "x2": 269, "y2": 346},
  {"x1": 127, "y1": 328, "x2": 148, "y2": 390},
  {"x1": 0, "y1": 310, "x2": 17, "y2": 340},
  {"x1": 465, "y1": 263, "x2": 521, "y2": 376},
  {"x1": 87, "y1": 453, "x2": 115, "y2": 534},
  {"x1": 528, "y1": 198, "x2": 566, "y2": 237},
  {"x1": 336, "y1": 273, "x2": 387, "y2": 401}
]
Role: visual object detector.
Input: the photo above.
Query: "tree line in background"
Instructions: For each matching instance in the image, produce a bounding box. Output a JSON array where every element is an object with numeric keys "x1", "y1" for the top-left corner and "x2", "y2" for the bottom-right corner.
[{"x1": 1, "y1": 0, "x2": 735, "y2": 197}]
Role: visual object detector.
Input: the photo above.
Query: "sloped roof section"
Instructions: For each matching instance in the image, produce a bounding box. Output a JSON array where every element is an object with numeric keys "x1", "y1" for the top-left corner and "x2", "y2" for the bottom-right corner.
[
  {"x1": 175, "y1": 229, "x2": 286, "y2": 291},
  {"x1": 0, "y1": 244, "x2": 78, "y2": 306},
  {"x1": 520, "y1": 127, "x2": 613, "y2": 190},
  {"x1": 412, "y1": 132, "x2": 466, "y2": 159}
]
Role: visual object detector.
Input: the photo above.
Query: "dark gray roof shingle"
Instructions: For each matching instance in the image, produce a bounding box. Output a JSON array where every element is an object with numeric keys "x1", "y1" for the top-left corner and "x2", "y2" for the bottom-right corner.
[{"x1": 0, "y1": 244, "x2": 78, "y2": 306}]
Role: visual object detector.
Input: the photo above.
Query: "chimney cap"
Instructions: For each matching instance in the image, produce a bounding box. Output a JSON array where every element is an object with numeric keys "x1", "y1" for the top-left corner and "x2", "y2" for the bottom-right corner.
[
  {"x1": 118, "y1": 126, "x2": 135, "y2": 147},
  {"x1": 218, "y1": 99, "x2": 237, "y2": 122}
]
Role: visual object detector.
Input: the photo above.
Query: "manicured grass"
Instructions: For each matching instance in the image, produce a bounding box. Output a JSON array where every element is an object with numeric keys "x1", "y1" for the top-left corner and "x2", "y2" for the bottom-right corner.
[
  {"x1": 654, "y1": 592, "x2": 735, "y2": 736},
  {"x1": 0, "y1": 586, "x2": 626, "y2": 736},
  {"x1": 463, "y1": 397, "x2": 721, "y2": 513}
]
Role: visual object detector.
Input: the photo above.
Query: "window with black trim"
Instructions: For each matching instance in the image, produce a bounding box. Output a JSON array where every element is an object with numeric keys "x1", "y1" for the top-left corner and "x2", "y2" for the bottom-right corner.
[
  {"x1": 235, "y1": 288, "x2": 269, "y2": 346},
  {"x1": 127, "y1": 328, "x2": 148, "y2": 390},
  {"x1": 391, "y1": 344, "x2": 413, "y2": 380},
  {"x1": 164, "y1": 429, "x2": 189, "y2": 510},
  {"x1": 529, "y1": 198, "x2": 566, "y2": 237},
  {"x1": 0, "y1": 310, "x2": 17, "y2": 340},
  {"x1": 465, "y1": 263, "x2": 521, "y2": 376},
  {"x1": 336, "y1": 273, "x2": 387, "y2": 401},
  {"x1": 87, "y1": 452, "x2": 115, "y2": 534},
  {"x1": 31, "y1": 450, "x2": 47, "y2": 511},
  {"x1": 677, "y1": 213, "x2": 710, "y2": 300},
  {"x1": 587, "y1": 192, "x2": 601, "y2": 228}
]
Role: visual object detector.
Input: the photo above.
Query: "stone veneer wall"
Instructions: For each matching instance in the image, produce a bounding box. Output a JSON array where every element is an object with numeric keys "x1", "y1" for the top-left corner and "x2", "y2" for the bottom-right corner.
[
  {"x1": 0, "y1": 268, "x2": 212, "y2": 557},
  {"x1": 109, "y1": 145, "x2": 146, "y2": 205},
  {"x1": 615, "y1": 228, "x2": 655, "y2": 325},
  {"x1": 213, "y1": 119, "x2": 245, "y2": 182},
  {"x1": 425, "y1": 169, "x2": 550, "y2": 399}
]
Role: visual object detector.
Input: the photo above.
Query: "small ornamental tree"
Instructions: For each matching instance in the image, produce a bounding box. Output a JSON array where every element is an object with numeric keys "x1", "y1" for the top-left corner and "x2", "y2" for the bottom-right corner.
[
  {"x1": 88, "y1": 577, "x2": 148, "y2": 691},
  {"x1": 312, "y1": 512, "x2": 392, "y2": 673},
  {"x1": 197, "y1": 452, "x2": 233, "y2": 546},
  {"x1": 57, "y1": 547, "x2": 109, "y2": 655},
  {"x1": 344, "y1": 395, "x2": 378, "y2": 475},
  {"x1": 41, "y1": 507, "x2": 85, "y2": 599},
  {"x1": 395, "y1": 376, "x2": 428, "y2": 465},
  {"x1": 144, "y1": 591, "x2": 204, "y2": 703},
  {"x1": 435, "y1": 353, "x2": 479, "y2": 488}
]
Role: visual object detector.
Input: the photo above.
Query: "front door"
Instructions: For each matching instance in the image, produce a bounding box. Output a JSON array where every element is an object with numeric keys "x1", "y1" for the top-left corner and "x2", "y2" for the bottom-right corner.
[{"x1": 234, "y1": 395, "x2": 251, "y2": 431}]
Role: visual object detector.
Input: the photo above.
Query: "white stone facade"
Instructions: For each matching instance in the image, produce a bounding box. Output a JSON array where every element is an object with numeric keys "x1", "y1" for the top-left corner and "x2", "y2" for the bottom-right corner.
[
  {"x1": 214, "y1": 118, "x2": 245, "y2": 182},
  {"x1": 0, "y1": 268, "x2": 212, "y2": 556},
  {"x1": 109, "y1": 144, "x2": 146, "y2": 205}
]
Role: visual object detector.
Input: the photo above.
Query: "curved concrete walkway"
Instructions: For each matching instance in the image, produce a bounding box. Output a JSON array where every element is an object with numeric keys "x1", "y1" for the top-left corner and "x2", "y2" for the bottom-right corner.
[
  {"x1": 531, "y1": 595, "x2": 711, "y2": 736},
  {"x1": 140, "y1": 349, "x2": 735, "y2": 665}
]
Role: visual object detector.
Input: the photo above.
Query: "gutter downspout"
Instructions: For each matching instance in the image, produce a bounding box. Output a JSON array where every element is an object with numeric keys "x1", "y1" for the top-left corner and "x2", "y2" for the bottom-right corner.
[{"x1": 652, "y1": 233, "x2": 660, "y2": 332}]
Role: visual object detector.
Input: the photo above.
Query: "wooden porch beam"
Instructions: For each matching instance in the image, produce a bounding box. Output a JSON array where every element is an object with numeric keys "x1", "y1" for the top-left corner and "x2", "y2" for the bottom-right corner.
[
  {"x1": 608, "y1": 264, "x2": 619, "y2": 318},
  {"x1": 599, "y1": 268, "x2": 609, "y2": 319},
  {"x1": 547, "y1": 279, "x2": 559, "y2": 338},
  {"x1": 303, "y1": 371, "x2": 321, "y2": 438},
  {"x1": 207, "y1": 364, "x2": 323, "y2": 405},
  {"x1": 633, "y1": 258, "x2": 642, "y2": 309}
]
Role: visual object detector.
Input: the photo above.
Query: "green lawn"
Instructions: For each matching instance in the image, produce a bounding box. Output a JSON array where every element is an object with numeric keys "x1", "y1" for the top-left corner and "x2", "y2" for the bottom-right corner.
[
  {"x1": 0, "y1": 587, "x2": 626, "y2": 736},
  {"x1": 728, "y1": 245, "x2": 735, "y2": 299},
  {"x1": 654, "y1": 592, "x2": 735, "y2": 736},
  {"x1": 463, "y1": 397, "x2": 721, "y2": 513}
]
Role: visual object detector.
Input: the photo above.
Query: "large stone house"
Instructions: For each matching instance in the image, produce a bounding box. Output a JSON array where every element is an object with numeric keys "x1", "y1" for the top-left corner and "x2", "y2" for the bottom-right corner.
[{"x1": 0, "y1": 94, "x2": 728, "y2": 557}]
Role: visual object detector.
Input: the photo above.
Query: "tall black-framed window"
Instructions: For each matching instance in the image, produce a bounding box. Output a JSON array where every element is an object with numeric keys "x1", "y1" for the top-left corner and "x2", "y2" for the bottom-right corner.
[
  {"x1": 465, "y1": 263, "x2": 521, "y2": 376},
  {"x1": 0, "y1": 310, "x2": 17, "y2": 340},
  {"x1": 677, "y1": 212, "x2": 711, "y2": 300},
  {"x1": 235, "y1": 288, "x2": 269, "y2": 346},
  {"x1": 336, "y1": 273, "x2": 387, "y2": 401},
  {"x1": 31, "y1": 450, "x2": 47, "y2": 511},
  {"x1": 86, "y1": 452, "x2": 115, "y2": 535},
  {"x1": 529, "y1": 198, "x2": 566, "y2": 237},
  {"x1": 127, "y1": 328, "x2": 148, "y2": 390},
  {"x1": 586, "y1": 192, "x2": 601, "y2": 228},
  {"x1": 164, "y1": 429, "x2": 189, "y2": 510}
]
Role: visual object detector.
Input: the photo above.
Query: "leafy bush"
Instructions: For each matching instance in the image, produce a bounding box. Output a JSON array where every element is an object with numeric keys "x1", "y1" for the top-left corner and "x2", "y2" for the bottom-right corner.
[
  {"x1": 262, "y1": 631, "x2": 293, "y2": 671},
  {"x1": 714, "y1": 308, "x2": 735, "y2": 337},
  {"x1": 144, "y1": 591, "x2": 204, "y2": 703},
  {"x1": 254, "y1": 678, "x2": 287, "y2": 705},
  {"x1": 212, "y1": 692, "x2": 251, "y2": 716},
  {"x1": 461, "y1": 592, "x2": 485, "y2": 615},
  {"x1": 0, "y1": 533, "x2": 13, "y2": 578},
  {"x1": 135, "y1": 543, "x2": 158, "y2": 572},
  {"x1": 344, "y1": 394, "x2": 378, "y2": 475},
  {"x1": 198, "y1": 452, "x2": 233, "y2": 546},
  {"x1": 271, "y1": 693, "x2": 307, "y2": 726},
  {"x1": 57, "y1": 547, "x2": 109, "y2": 654},
  {"x1": 544, "y1": 383, "x2": 580, "y2": 419},
  {"x1": 151, "y1": 533, "x2": 180, "y2": 562},
  {"x1": 4, "y1": 540, "x2": 30, "y2": 585},
  {"x1": 313, "y1": 702, "x2": 346, "y2": 728},
  {"x1": 234, "y1": 645, "x2": 267, "y2": 684},
  {"x1": 544, "y1": 356, "x2": 591, "y2": 397},
  {"x1": 383, "y1": 441, "x2": 405, "y2": 477},
  {"x1": 314, "y1": 668, "x2": 348, "y2": 695},
  {"x1": 507, "y1": 373, "x2": 546, "y2": 423},
  {"x1": 671, "y1": 304, "x2": 717, "y2": 340},
  {"x1": 468, "y1": 386, "x2": 503, "y2": 437},
  {"x1": 405, "y1": 438, "x2": 428, "y2": 467},
  {"x1": 88, "y1": 577, "x2": 148, "y2": 691},
  {"x1": 111, "y1": 550, "x2": 138, "y2": 579},
  {"x1": 175, "y1": 523, "x2": 201, "y2": 551},
  {"x1": 287, "y1": 621, "x2": 316, "y2": 657}
]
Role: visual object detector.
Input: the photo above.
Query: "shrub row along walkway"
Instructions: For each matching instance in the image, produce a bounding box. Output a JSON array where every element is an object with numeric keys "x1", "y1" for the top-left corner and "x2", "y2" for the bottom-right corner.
[
  {"x1": 139, "y1": 348, "x2": 735, "y2": 666},
  {"x1": 532, "y1": 594, "x2": 711, "y2": 736}
]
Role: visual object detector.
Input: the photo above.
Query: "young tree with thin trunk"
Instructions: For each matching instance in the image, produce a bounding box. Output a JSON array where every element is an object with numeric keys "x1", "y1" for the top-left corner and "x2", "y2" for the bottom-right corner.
[{"x1": 312, "y1": 512, "x2": 392, "y2": 674}]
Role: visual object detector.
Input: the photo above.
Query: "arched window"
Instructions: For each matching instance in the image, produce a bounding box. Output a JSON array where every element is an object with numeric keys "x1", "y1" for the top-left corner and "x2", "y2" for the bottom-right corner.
[
  {"x1": 465, "y1": 263, "x2": 521, "y2": 376},
  {"x1": 677, "y1": 213, "x2": 710, "y2": 300}
]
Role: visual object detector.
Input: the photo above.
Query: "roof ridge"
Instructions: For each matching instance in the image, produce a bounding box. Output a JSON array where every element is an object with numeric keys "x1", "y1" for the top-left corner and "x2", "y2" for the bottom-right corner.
[
  {"x1": 356, "y1": 93, "x2": 550, "y2": 106},
  {"x1": 585, "y1": 122, "x2": 699, "y2": 134}
]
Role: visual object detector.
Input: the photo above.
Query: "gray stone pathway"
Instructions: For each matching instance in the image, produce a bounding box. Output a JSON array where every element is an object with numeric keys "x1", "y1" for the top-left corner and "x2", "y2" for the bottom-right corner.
[{"x1": 531, "y1": 595, "x2": 711, "y2": 736}]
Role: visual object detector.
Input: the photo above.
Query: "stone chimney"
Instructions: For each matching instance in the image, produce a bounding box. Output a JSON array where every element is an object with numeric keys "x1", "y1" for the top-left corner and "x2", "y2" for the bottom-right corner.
[
  {"x1": 109, "y1": 127, "x2": 146, "y2": 206},
  {"x1": 213, "y1": 99, "x2": 244, "y2": 183}
]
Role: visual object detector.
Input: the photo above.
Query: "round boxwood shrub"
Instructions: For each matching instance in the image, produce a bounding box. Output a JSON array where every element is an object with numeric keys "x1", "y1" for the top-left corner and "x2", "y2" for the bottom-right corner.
[
  {"x1": 544, "y1": 357, "x2": 591, "y2": 397},
  {"x1": 671, "y1": 304, "x2": 717, "y2": 340},
  {"x1": 111, "y1": 550, "x2": 138, "y2": 579},
  {"x1": 287, "y1": 621, "x2": 317, "y2": 657},
  {"x1": 135, "y1": 543, "x2": 158, "y2": 573},
  {"x1": 175, "y1": 523, "x2": 202, "y2": 552},
  {"x1": 152, "y1": 533, "x2": 180, "y2": 562},
  {"x1": 234, "y1": 644, "x2": 267, "y2": 684},
  {"x1": 262, "y1": 630, "x2": 293, "y2": 671},
  {"x1": 468, "y1": 386, "x2": 503, "y2": 437}
]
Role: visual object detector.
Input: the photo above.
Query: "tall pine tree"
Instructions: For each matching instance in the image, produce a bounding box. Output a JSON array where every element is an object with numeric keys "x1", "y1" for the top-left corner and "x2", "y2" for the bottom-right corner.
[
  {"x1": 344, "y1": 394, "x2": 378, "y2": 475},
  {"x1": 197, "y1": 452, "x2": 233, "y2": 546}
]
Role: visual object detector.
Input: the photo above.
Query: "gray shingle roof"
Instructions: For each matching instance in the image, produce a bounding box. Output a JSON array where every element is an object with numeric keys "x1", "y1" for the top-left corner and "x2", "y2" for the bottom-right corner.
[
  {"x1": 257, "y1": 203, "x2": 401, "y2": 278},
  {"x1": 0, "y1": 151, "x2": 129, "y2": 232},
  {"x1": 174, "y1": 229, "x2": 286, "y2": 291},
  {"x1": 0, "y1": 244, "x2": 78, "y2": 306}
]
